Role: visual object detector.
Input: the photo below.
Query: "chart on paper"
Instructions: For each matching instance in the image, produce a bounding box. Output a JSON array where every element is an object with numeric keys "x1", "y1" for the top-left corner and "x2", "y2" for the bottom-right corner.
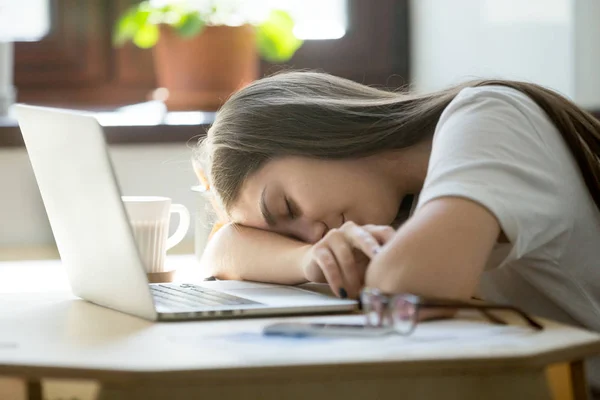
[{"x1": 166, "y1": 314, "x2": 536, "y2": 364}]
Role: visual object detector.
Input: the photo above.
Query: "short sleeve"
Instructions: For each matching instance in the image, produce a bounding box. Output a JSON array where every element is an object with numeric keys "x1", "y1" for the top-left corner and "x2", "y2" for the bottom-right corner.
[{"x1": 416, "y1": 87, "x2": 573, "y2": 266}]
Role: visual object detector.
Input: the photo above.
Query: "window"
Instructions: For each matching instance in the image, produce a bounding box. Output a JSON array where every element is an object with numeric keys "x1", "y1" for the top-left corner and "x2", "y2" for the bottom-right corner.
[
  {"x1": 0, "y1": 0, "x2": 50, "y2": 41},
  {"x1": 13, "y1": 0, "x2": 409, "y2": 109},
  {"x1": 265, "y1": 0, "x2": 348, "y2": 40}
]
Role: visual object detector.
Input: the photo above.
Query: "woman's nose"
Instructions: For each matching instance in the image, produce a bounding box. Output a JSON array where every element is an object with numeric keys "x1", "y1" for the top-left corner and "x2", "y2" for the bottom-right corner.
[{"x1": 293, "y1": 218, "x2": 327, "y2": 244}]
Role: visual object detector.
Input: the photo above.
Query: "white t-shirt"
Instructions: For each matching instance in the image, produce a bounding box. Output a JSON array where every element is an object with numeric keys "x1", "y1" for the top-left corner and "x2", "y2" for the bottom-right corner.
[{"x1": 416, "y1": 85, "x2": 600, "y2": 389}]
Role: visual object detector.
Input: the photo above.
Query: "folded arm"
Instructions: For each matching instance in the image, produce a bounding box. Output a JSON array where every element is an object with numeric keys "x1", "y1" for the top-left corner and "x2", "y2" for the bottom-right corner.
[
  {"x1": 200, "y1": 223, "x2": 311, "y2": 285},
  {"x1": 366, "y1": 196, "x2": 501, "y2": 300}
]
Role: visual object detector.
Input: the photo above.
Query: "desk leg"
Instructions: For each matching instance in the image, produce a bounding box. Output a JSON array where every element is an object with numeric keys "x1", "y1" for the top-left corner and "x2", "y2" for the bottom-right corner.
[
  {"x1": 570, "y1": 360, "x2": 590, "y2": 400},
  {"x1": 97, "y1": 385, "x2": 151, "y2": 400},
  {"x1": 26, "y1": 380, "x2": 42, "y2": 400}
]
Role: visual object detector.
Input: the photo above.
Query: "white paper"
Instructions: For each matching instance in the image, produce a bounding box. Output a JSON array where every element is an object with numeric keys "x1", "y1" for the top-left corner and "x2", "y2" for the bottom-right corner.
[{"x1": 167, "y1": 314, "x2": 535, "y2": 362}]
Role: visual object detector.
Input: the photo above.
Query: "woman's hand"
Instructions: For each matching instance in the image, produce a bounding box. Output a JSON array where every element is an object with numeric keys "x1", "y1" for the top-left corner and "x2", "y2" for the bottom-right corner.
[{"x1": 302, "y1": 221, "x2": 396, "y2": 299}]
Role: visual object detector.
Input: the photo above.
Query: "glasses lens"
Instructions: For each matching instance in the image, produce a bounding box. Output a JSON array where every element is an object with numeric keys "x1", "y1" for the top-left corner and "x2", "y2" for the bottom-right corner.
[
  {"x1": 390, "y1": 295, "x2": 417, "y2": 334},
  {"x1": 361, "y1": 289, "x2": 387, "y2": 327}
]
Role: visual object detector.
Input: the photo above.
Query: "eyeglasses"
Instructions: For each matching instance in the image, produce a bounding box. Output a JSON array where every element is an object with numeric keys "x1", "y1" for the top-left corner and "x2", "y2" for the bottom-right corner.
[{"x1": 360, "y1": 288, "x2": 543, "y2": 335}]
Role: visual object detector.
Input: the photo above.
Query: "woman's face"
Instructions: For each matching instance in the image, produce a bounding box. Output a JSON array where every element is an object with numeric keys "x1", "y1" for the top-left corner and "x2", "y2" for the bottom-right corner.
[{"x1": 229, "y1": 156, "x2": 405, "y2": 244}]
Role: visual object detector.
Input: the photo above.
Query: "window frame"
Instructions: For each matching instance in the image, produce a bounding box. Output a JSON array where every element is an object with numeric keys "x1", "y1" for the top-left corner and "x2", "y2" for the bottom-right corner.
[
  {"x1": 14, "y1": 0, "x2": 410, "y2": 108},
  {"x1": 3, "y1": 0, "x2": 411, "y2": 147}
]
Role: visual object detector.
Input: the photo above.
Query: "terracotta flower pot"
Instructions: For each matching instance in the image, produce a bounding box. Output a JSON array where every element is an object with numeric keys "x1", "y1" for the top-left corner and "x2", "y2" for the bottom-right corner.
[{"x1": 153, "y1": 24, "x2": 258, "y2": 111}]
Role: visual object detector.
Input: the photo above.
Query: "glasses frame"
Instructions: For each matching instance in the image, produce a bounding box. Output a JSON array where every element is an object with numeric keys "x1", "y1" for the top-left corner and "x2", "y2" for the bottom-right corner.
[{"x1": 360, "y1": 288, "x2": 544, "y2": 336}]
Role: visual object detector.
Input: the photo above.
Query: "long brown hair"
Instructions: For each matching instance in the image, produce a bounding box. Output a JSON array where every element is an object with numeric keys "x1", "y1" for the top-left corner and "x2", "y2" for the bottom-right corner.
[{"x1": 196, "y1": 71, "x2": 600, "y2": 214}]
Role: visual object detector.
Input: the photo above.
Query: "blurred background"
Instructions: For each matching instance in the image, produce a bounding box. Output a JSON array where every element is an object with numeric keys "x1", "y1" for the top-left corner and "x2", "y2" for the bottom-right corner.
[{"x1": 0, "y1": 0, "x2": 599, "y2": 259}]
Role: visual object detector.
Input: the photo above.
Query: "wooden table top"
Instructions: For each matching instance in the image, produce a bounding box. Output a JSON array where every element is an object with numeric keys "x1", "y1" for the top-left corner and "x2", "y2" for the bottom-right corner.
[{"x1": 1, "y1": 256, "x2": 600, "y2": 385}]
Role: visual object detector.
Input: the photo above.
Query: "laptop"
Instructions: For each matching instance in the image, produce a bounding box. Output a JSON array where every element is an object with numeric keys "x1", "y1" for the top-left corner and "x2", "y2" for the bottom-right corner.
[{"x1": 15, "y1": 104, "x2": 357, "y2": 321}]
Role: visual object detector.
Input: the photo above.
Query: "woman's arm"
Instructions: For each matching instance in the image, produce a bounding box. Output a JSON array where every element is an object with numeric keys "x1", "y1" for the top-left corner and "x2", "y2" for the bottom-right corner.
[
  {"x1": 200, "y1": 221, "x2": 395, "y2": 298},
  {"x1": 200, "y1": 223, "x2": 311, "y2": 284},
  {"x1": 366, "y1": 196, "x2": 501, "y2": 300}
]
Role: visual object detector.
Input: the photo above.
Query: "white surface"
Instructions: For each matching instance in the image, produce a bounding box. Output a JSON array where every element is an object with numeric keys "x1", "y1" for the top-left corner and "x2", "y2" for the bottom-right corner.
[
  {"x1": 410, "y1": 0, "x2": 600, "y2": 108},
  {"x1": 0, "y1": 257, "x2": 598, "y2": 379},
  {"x1": 169, "y1": 0, "x2": 349, "y2": 40},
  {"x1": 15, "y1": 105, "x2": 157, "y2": 321},
  {"x1": 0, "y1": 0, "x2": 50, "y2": 41},
  {"x1": 150, "y1": 0, "x2": 347, "y2": 40},
  {"x1": 94, "y1": 101, "x2": 216, "y2": 126},
  {"x1": 0, "y1": 281, "x2": 596, "y2": 372},
  {"x1": 285, "y1": 0, "x2": 348, "y2": 40},
  {"x1": 573, "y1": 0, "x2": 600, "y2": 107},
  {"x1": 171, "y1": 315, "x2": 533, "y2": 359},
  {"x1": 123, "y1": 197, "x2": 191, "y2": 273},
  {"x1": 0, "y1": 42, "x2": 14, "y2": 116},
  {"x1": 0, "y1": 144, "x2": 198, "y2": 249},
  {"x1": 0, "y1": 102, "x2": 204, "y2": 252},
  {"x1": 0, "y1": 42, "x2": 11, "y2": 90}
]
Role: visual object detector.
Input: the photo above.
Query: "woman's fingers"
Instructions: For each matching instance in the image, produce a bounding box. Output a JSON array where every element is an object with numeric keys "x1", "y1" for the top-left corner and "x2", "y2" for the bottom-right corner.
[
  {"x1": 308, "y1": 223, "x2": 397, "y2": 299},
  {"x1": 340, "y1": 221, "x2": 382, "y2": 258},
  {"x1": 313, "y1": 246, "x2": 345, "y2": 298},
  {"x1": 363, "y1": 225, "x2": 396, "y2": 244},
  {"x1": 324, "y1": 230, "x2": 363, "y2": 298},
  {"x1": 352, "y1": 249, "x2": 369, "y2": 286}
]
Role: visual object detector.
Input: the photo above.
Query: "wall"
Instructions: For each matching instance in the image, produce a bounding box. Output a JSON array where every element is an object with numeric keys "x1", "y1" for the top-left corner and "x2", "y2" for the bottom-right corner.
[
  {"x1": 574, "y1": 0, "x2": 600, "y2": 108},
  {"x1": 0, "y1": 143, "x2": 200, "y2": 255},
  {"x1": 410, "y1": 0, "x2": 600, "y2": 109}
]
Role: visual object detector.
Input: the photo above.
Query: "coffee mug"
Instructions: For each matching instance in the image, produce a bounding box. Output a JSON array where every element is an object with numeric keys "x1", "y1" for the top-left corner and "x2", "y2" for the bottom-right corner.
[{"x1": 122, "y1": 196, "x2": 190, "y2": 282}]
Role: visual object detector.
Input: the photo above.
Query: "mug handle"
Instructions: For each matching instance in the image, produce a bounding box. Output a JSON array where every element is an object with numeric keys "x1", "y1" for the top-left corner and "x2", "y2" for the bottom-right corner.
[{"x1": 166, "y1": 204, "x2": 191, "y2": 250}]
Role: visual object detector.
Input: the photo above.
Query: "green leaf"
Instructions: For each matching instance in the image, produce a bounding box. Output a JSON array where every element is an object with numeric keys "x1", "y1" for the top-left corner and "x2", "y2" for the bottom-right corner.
[
  {"x1": 133, "y1": 8, "x2": 151, "y2": 26},
  {"x1": 175, "y1": 12, "x2": 205, "y2": 37},
  {"x1": 133, "y1": 23, "x2": 159, "y2": 48},
  {"x1": 113, "y1": 7, "x2": 139, "y2": 46},
  {"x1": 256, "y1": 10, "x2": 303, "y2": 63},
  {"x1": 113, "y1": 2, "x2": 152, "y2": 47}
]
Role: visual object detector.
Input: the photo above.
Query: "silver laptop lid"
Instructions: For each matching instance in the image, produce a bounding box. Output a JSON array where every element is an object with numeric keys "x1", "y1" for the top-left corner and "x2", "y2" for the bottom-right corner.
[{"x1": 15, "y1": 104, "x2": 157, "y2": 320}]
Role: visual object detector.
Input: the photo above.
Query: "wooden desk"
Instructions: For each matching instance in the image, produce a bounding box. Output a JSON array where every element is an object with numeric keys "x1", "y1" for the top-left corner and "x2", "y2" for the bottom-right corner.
[{"x1": 1, "y1": 257, "x2": 600, "y2": 400}]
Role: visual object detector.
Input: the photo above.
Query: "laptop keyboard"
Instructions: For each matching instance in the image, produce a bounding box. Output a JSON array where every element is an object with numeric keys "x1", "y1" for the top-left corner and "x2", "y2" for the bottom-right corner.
[{"x1": 150, "y1": 283, "x2": 261, "y2": 311}]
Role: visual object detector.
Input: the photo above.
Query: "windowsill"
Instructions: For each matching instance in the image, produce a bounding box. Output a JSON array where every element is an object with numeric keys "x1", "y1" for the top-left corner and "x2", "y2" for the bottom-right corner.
[
  {"x1": 0, "y1": 102, "x2": 215, "y2": 147},
  {"x1": 2, "y1": 103, "x2": 598, "y2": 148}
]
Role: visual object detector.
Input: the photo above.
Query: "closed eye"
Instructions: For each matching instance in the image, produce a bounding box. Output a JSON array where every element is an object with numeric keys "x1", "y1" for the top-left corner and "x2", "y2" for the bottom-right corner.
[{"x1": 285, "y1": 197, "x2": 297, "y2": 220}]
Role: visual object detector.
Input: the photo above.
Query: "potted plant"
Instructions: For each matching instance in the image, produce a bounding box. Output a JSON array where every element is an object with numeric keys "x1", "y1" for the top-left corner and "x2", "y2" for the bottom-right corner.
[{"x1": 114, "y1": 0, "x2": 303, "y2": 111}]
